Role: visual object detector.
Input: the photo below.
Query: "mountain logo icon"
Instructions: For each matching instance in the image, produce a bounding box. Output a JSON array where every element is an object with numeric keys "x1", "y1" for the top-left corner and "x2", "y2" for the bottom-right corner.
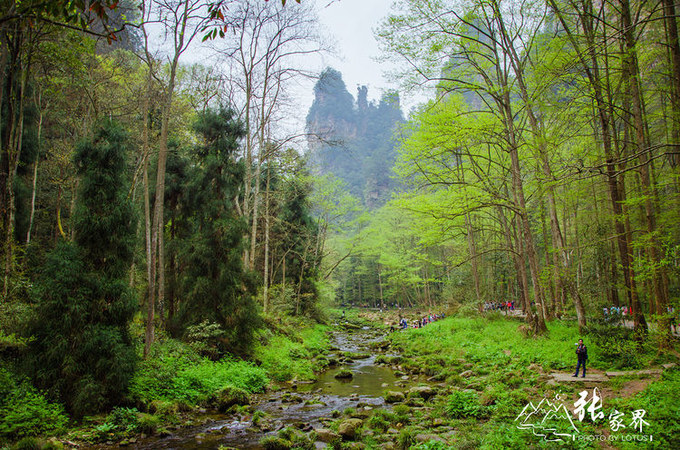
[{"x1": 515, "y1": 396, "x2": 579, "y2": 441}]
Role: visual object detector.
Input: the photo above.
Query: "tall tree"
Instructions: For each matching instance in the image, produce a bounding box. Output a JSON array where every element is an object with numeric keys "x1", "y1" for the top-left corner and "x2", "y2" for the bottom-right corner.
[
  {"x1": 27, "y1": 120, "x2": 137, "y2": 417},
  {"x1": 174, "y1": 107, "x2": 259, "y2": 355}
]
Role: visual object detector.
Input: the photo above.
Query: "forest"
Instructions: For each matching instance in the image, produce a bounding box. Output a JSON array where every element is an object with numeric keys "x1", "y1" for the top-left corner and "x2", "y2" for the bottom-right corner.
[{"x1": 1, "y1": 0, "x2": 680, "y2": 449}]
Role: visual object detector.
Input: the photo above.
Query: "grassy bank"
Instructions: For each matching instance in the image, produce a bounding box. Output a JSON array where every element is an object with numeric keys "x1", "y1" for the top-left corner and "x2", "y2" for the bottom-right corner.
[
  {"x1": 378, "y1": 314, "x2": 680, "y2": 449},
  {"x1": 252, "y1": 311, "x2": 679, "y2": 449},
  {"x1": 0, "y1": 316, "x2": 331, "y2": 448}
]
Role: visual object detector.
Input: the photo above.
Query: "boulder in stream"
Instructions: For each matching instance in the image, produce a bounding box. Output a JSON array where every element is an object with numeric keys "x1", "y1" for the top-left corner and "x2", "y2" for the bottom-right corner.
[
  {"x1": 335, "y1": 369, "x2": 354, "y2": 379},
  {"x1": 408, "y1": 385, "x2": 436, "y2": 400},
  {"x1": 384, "y1": 391, "x2": 406, "y2": 403},
  {"x1": 215, "y1": 386, "x2": 250, "y2": 412},
  {"x1": 315, "y1": 428, "x2": 341, "y2": 443},
  {"x1": 338, "y1": 418, "x2": 363, "y2": 440}
]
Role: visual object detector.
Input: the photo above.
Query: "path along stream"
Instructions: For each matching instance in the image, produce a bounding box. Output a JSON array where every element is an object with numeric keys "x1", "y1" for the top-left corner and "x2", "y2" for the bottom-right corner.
[{"x1": 133, "y1": 325, "x2": 415, "y2": 449}]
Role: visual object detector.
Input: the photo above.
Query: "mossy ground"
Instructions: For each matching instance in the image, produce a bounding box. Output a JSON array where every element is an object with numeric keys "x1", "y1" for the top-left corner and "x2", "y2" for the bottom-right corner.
[
  {"x1": 274, "y1": 311, "x2": 680, "y2": 449},
  {"x1": 0, "y1": 316, "x2": 331, "y2": 448}
]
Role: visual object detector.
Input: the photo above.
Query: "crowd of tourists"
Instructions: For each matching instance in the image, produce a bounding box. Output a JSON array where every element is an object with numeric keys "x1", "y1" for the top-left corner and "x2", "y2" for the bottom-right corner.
[
  {"x1": 484, "y1": 301, "x2": 515, "y2": 312},
  {"x1": 394, "y1": 313, "x2": 446, "y2": 331}
]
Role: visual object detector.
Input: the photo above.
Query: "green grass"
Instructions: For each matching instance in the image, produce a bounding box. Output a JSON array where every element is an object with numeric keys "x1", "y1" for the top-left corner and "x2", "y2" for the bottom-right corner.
[
  {"x1": 613, "y1": 368, "x2": 680, "y2": 449},
  {"x1": 384, "y1": 315, "x2": 679, "y2": 448},
  {"x1": 389, "y1": 316, "x2": 662, "y2": 373},
  {"x1": 0, "y1": 367, "x2": 69, "y2": 441},
  {"x1": 253, "y1": 322, "x2": 330, "y2": 382},
  {"x1": 128, "y1": 338, "x2": 268, "y2": 407}
]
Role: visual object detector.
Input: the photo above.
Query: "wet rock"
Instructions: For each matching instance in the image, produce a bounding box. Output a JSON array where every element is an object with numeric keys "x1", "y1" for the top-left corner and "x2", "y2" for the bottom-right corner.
[
  {"x1": 408, "y1": 385, "x2": 436, "y2": 400},
  {"x1": 381, "y1": 383, "x2": 389, "y2": 387},
  {"x1": 260, "y1": 436, "x2": 292, "y2": 450},
  {"x1": 400, "y1": 375, "x2": 410, "y2": 381},
  {"x1": 464, "y1": 363, "x2": 474, "y2": 369},
  {"x1": 384, "y1": 391, "x2": 406, "y2": 403},
  {"x1": 432, "y1": 418, "x2": 446, "y2": 427},
  {"x1": 282, "y1": 393, "x2": 304, "y2": 403},
  {"x1": 459, "y1": 370, "x2": 474, "y2": 378},
  {"x1": 528, "y1": 363, "x2": 542, "y2": 373},
  {"x1": 338, "y1": 418, "x2": 363, "y2": 440},
  {"x1": 394, "y1": 370, "x2": 405, "y2": 377},
  {"x1": 335, "y1": 370, "x2": 353, "y2": 379},
  {"x1": 216, "y1": 386, "x2": 250, "y2": 412},
  {"x1": 405, "y1": 396, "x2": 425, "y2": 407},
  {"x1": 416, "y1": 433, "x2": 445, "y2": 443},
  {"x1": 315, "y1": 428, "x2": 341, "y2": 443}
]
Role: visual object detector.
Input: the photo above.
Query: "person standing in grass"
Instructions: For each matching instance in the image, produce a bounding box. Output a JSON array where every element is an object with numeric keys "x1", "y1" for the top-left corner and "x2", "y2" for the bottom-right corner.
[{"x1": 573, "y1": 339, "x2": 588, "y2": 378}]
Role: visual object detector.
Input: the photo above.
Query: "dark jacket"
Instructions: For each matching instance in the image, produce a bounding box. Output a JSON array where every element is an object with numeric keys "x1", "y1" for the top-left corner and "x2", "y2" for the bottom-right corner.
[{"x1": 576, "y1": 344, "x2": 588, "y2": 361}]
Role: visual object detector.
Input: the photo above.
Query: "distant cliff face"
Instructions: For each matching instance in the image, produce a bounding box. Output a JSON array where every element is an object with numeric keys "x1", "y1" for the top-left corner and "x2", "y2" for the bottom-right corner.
[{"x1": 306, "y1": 68, "x2": 404, "y2": 209}]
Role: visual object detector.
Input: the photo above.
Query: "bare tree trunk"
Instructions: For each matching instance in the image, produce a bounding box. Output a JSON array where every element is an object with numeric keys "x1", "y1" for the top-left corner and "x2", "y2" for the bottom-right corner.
[
  {"x1": 263, "y1": 167, "x2": 271, "y2": 314},
  {"x1": 3, "y1": 47, "x2": 27, "y2": 298},
  {"x1": 662, "y1": 0, "x2": 680, "y2": 167},
  {"x1": 26, "y1": 90, "x2": 43, "y2": 245},
  {"x1": 620, "y1": 0, "x2": 667, "y2": 340},
  {"x1": 142, "y1": 69, "x2": 155, "y2": 358}
]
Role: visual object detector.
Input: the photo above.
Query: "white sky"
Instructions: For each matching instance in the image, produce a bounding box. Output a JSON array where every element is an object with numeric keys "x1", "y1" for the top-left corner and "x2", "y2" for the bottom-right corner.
[
  {"x1": 315, "y1": 0, "x2": 395, "y2": 104},
  {"x1": 169, "y1": 0, "x2": 427, "y2": 138}
]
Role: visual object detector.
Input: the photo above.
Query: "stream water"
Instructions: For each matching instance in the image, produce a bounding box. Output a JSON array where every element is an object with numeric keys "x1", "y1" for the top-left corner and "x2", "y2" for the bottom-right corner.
[{"x1": 132, "y1": 325, "x2": 410, "y2": 449}]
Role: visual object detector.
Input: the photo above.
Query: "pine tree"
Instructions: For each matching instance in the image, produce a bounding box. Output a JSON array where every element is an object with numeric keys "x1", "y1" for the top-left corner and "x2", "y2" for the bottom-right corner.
[
  {"x1": 174, "y1": 107, "x2": 260, "y2": 356},
  {"x1": 28, "y1": 120, "x2": 137, "y2": 417}
]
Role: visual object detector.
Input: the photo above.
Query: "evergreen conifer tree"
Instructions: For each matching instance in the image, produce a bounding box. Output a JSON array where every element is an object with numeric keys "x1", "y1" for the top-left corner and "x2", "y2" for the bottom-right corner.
[
  {"x1": 175, "y1": 107, "x2": 259, "y2": 356},
  {"x1": 27, "y1": 120, "x2": 137, "y2": 417}
]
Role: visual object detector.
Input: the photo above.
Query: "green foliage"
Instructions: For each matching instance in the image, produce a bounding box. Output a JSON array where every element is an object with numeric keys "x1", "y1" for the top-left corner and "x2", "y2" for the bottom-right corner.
[
  {"x1": 253, "y1": 322, "x2": 329, "y2": 382},
  {"x1": 397, "y1": 427, "x2": 417, "y2": 450},
  {"x1": 0, "y1": 369, "x2": 68, "y2": 440},
  {"x1": 616, "y1": 368, "x2": 680, "y2": 449},
  {"x1": 584, "y1": 320, "x2": 650, "y2": 369},
  {"x1": 445, "y1": 390, "x2": 489, "y2": 419},
  {"x1": 107, "y1": 407, "x2": 140, "y2": 434},
  {"x1": 128, "y1": 338, "x2": 267, "y2": 407},
  {"x1": 412, "y1": 441, "x2": 451, "y2": 450},
  {"x1": 185, "y1": 320, "x2": 226, "y2": 359},
  {"x1": 92, "y1": 407, "x2": 160, "y2": 440},
  {"x1": 478, "y1": 423, "x2": 531, "y2": 450},
  {"x1": 367, "y1": 409, "x2": 397, "y2": 432},
  {"x1": 172, "y1": 107, "x2": 260, "y2": 356},
  {"x1": 27, "y1": 120, "x2": 137, "y2": 417}
]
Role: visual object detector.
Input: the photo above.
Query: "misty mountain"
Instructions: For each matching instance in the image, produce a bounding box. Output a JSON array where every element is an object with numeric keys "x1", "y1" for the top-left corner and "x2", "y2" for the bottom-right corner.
[{"x1": 306, "y1": 68, "x2": 404, "y2": 208}]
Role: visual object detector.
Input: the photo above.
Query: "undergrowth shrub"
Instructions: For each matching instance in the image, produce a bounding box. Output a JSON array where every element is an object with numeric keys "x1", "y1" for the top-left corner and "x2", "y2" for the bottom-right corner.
[
  {"x1": 617, "y1": 368, "x2": 680, "y2": 449},
  {"x1": 585, "y1": 320, "x2": 649, "y2": 369},
  {"x1": 446, "y1": 390, "x2": 489, "y2": 419},
  {"x1": 0, "y1": 370, "x2": 68, "y2": 440},
  {"x1": 254, "y1": 324, "x2": 329, "y2": 382},
  {"x1": 129, "y1": 339, "x2": 267, "y2": 407}
]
